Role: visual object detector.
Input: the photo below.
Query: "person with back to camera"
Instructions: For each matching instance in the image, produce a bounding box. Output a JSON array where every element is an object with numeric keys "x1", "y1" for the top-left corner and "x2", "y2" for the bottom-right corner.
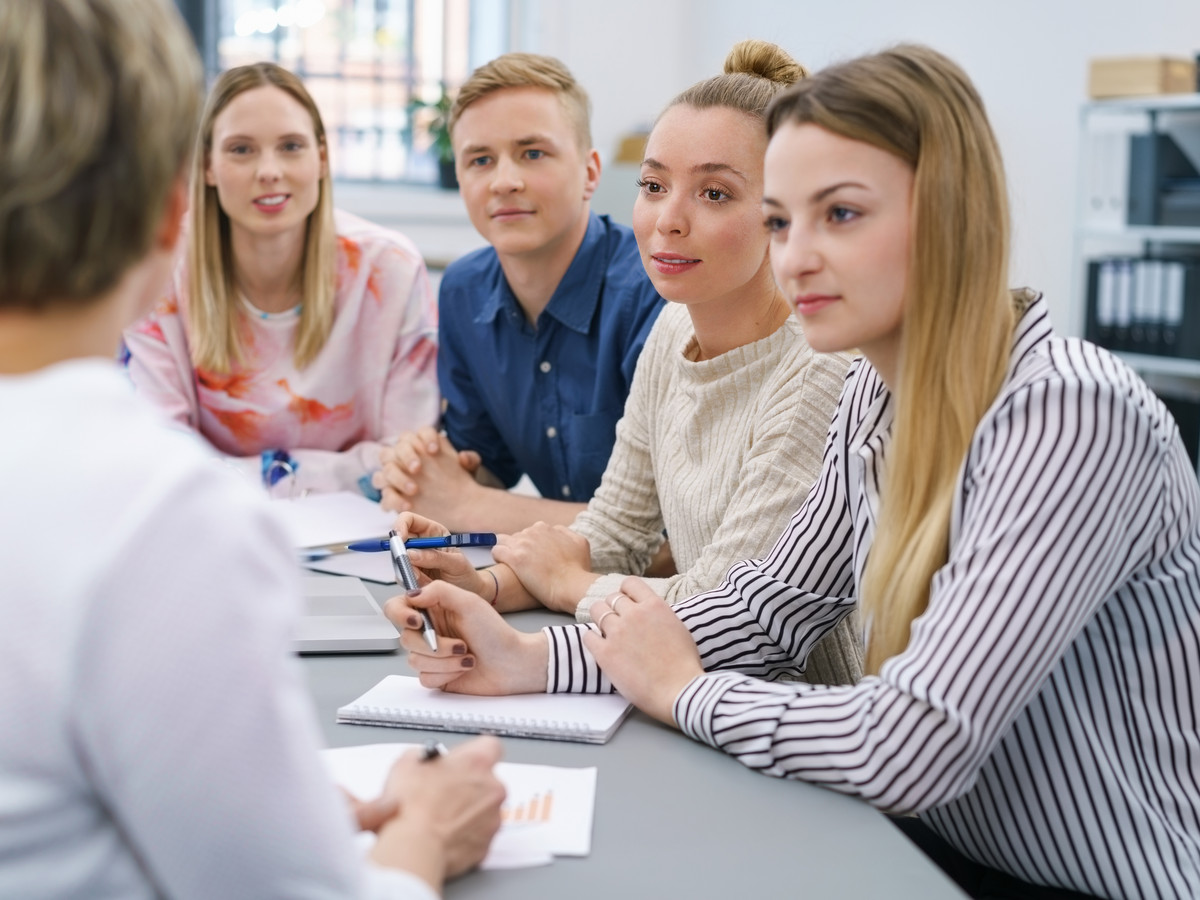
[
  {"x1": 0, "y1": 1, "x2": 504, "y2": 897},
  {"x1": 123, "y1": 62, "x2": 439, "y2": 499},
  {"x1": 390, "y1": 40, "x2": 862, "y2": 687},
  {"x1": 389, "y1": 44, "x2": 1200, "y2": 900},
  {"x1": 373, "y1": 53, "x2": 666, "y2": 536}
]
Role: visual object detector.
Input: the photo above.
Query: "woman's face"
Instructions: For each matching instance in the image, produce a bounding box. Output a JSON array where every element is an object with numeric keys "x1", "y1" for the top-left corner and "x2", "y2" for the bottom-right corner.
[
  {"x1": 205, "y1": 84, "x2": 325, "y2": 243},
  {"x1": 632, "y1": 104, "x2": 772, "y2": 309},
  {"x1": 763, "y1": 122, "x2": 913, "y2": 379}
]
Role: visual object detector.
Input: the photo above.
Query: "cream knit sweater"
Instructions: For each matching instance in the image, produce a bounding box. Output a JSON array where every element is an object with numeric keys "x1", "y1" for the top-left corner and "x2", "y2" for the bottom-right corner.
[{"x1": 573, "y1": 303, "x2": 863, "y2": 685}]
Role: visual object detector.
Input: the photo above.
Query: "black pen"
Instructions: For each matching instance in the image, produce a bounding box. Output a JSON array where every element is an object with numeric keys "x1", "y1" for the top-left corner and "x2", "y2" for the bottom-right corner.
[
  {"x1": 389, "y1": 530, "x2": 438, "y2": 652},
  {"x1": 421, "y1": 740, "x2": 449, "y2": 761}
]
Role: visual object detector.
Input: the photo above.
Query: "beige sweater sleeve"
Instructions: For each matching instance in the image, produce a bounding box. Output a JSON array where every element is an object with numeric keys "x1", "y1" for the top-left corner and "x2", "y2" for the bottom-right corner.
[{"x1": 572, "y1": 312, "x2": 863, "y2": 683}]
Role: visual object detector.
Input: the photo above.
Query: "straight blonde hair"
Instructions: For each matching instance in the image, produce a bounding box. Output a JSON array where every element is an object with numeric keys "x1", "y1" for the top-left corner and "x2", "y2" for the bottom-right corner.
[
  {"x1": 0, "y1": 0, "x2": 201, "y2": 310},
  {"x1": 188, "y1": 63, "x2": 336, "y2": 373},
  {"x1": 766, "y1": 45, "x2": 1016, "y2": 673}
]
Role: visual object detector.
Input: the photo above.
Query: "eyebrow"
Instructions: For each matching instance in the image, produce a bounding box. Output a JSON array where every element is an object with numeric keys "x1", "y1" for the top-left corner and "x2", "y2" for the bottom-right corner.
[
  {"x1": 642, "y1": 158, "x2": 749, "y2": 180},
  {"x1": 460, "y1": 133, "x2": 556, "y2": 156},
  {"x1": 220, "y1": 132, "x2": 310, "y2": 144},
  {"x1": 812, "y1": 181, "x2": 869, "y2": 202}
]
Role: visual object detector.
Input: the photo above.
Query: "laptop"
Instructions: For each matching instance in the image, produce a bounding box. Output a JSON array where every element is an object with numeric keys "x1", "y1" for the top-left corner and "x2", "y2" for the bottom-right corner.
[{"x1": 295, "y1": 575, "x2": 401, "y2": 654}]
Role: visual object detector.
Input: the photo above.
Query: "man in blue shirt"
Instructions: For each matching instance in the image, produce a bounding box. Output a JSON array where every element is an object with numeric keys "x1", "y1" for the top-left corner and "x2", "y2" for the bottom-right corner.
[{"x1": 376, "y1": 54, "x2": 663, "y2": 534}]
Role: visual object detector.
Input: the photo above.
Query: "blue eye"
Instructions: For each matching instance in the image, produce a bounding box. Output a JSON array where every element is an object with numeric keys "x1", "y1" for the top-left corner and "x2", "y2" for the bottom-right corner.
[
  {"x1": 763, "y1": 216, "x2": 789, "y2": 234},
  {"x1": 468, "y1": 155, "x2": 491, "y2": 167},
  {"x1": 830, "y1": 206, "x2": 859, "y2": 224},
  {"x1": 525, "y1": 149, "x2": 544, "y2": 160}
]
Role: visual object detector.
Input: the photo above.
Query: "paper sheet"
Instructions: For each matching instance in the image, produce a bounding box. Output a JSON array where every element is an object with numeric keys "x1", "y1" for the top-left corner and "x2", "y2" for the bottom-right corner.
[
  {"x1": 271, "y1": 491, "x2": 397, "y2": 548},
  {"x1": 322, "y1": 743, "x2": 598, "y2": 869}
]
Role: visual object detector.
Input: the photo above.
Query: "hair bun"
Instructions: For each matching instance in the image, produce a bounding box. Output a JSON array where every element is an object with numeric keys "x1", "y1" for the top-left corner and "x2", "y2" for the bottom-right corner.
[{"x1": 723, "y1": 39, "x2": 807, "y2": 85}]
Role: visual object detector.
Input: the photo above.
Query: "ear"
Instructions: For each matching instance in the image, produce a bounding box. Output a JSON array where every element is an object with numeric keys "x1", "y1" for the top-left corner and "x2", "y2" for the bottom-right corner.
[
  {"x1": 582, "y1": 148, "x2": 602, "y2": 202},
  {"x1": 155, "y1": 175, "x2": 189, "y2": 253}
]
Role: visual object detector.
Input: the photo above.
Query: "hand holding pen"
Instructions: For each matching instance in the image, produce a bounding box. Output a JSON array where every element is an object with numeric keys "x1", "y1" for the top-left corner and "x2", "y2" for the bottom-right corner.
[{"x1": 390, "y1": 530, "x2": 439, "y2": 651}]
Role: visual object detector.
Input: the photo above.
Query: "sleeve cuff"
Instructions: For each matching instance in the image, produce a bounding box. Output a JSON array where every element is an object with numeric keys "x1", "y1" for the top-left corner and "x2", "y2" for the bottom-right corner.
[
  {"x1": 544, "y1": 624, "x2": 613, "y2": 693},
  {"x1": 361, "y1": 860, "x2": 439, "y2": 900},
  {"x1": 672, "y1": 671, "x2": 748, "y2": 748}
]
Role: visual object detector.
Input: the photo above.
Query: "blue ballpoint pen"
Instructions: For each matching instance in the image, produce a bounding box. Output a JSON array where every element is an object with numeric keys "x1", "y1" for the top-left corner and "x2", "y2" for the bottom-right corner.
[
  {"x1": 389, "y1": 530, "x2": 438, "y2": 652},
  {"x1": 348, "y1": 533, "x2": 497, "y2": 552}
]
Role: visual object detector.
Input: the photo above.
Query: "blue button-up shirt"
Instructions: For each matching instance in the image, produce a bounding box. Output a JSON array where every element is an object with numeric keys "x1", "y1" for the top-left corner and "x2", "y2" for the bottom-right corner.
[{"x1": 437, "y1": 213, "x2": 664, "y2": 502}]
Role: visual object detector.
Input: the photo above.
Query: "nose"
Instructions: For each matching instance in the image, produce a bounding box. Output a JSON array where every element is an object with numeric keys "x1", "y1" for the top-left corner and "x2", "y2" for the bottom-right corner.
[
  {"x1": 256, "y1": 150, "x2": 281, "y2": 183},
  {"x1": 490, "y1": 154, "x2": 524, "y2": 193},
  {"x1": 654, "y1": 191, "x2": 689, "y2": 237},
  {"x1": 771, "y1": 223, "x2": 821, "y2": 285}
]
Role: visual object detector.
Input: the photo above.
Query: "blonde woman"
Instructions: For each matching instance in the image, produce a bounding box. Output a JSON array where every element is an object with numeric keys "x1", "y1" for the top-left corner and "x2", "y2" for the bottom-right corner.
[
  {"x1": 395, "y1": 40, "x2": 861, "y2": 687},
  {"x1": 124, "y1": 63, "x2": 438, "y2": 497},
  {"x1": 391, "y1": 45, "x2": 1200, "y2": 900}
]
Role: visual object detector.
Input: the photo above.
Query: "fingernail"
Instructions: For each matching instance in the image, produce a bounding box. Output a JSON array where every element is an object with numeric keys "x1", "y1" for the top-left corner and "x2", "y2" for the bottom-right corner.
[
  {"x1": 407, "y1": 615, "x2": 420, "y2": 627},
  {"x1": 451, "y1": 643, "x2": 466, "y2": 655},
  {"x1": 406, "y1": 588, "x2": 422, "y2": 598},
  {"x1": 410, "y1": 460, "x2": 421, "y2": 472},
  {"x1": 427, "y1": 443, "x2": 438, "y2": 454},
  {"x1": 461, "y1": 657, "x2": 474, "y2": 668}
]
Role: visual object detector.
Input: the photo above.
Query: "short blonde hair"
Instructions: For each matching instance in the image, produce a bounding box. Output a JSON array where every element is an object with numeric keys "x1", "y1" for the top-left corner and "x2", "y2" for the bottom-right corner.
[
  {"x1": 448, "y1": 53, "x2": 592, "y2": 152},
  {"x1": 188, "y1": 63, "x2": 337, "y2": 374},
  {"x1": 766, "y1": 45, "x2": 1015, "y2": 673},
  {"x1": 0, "y1": 0, "x2": 201, "y2": 310}
]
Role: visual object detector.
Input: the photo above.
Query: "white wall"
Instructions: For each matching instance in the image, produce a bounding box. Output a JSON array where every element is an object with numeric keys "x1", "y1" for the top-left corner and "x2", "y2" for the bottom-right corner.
[{"x1": 511, "y1": 0, "x2": 1200, "y2": 334}]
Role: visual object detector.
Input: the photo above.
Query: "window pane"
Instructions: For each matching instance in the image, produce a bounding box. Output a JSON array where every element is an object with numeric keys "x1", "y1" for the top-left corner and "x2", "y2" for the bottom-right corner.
[{"x1": 211, "y1": 0, "x2": 501, "y2": 182}]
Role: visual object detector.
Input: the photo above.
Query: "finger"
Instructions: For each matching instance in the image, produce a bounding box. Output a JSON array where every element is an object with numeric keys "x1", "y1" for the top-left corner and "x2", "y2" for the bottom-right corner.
[
  {"x1": 355, "y1": 796, "x2": 399, "y2": 833},
  {"x1": 416, "y1": 666, "x2": 476, "y2": 690},
  {"x1": 454, "y1": 734, "x2": 504, "y2": 766},
  {"x1": 378, "y1": 444, "x2": 395, "y2": 466},
  {"x1": 415, "y1": 425, "x2": 441, "y2": 455},
  {"x1": 459, "y1": 450, "x2": 482, "y2": 472},
  {"x1": 405, "y1": 646, "x2": 476, "y2": 673},
  {"x1": 619, "y1": 576, "x2": 657, "y2": 604}
]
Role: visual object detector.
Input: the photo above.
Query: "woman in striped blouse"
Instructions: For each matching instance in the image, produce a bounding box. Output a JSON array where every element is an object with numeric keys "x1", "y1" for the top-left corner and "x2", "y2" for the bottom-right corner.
[{"x1": 390, "y1": 44, "x2": 1200, "y2": 900}]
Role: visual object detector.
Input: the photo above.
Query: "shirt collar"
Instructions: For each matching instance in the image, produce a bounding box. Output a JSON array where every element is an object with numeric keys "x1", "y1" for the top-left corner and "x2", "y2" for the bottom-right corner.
[{"x1": 476, "y1": 212, "x2": 607, "y2": 334}]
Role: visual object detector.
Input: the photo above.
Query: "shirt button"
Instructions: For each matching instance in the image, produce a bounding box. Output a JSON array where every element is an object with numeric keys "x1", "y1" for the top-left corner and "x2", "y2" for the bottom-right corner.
[
  {"x1": 546, "y1": 426, "x2": 557, "y2": 438},
  {"x1": 561, "y1": 485, "x2": 571, "y2": 497},
  {"x1": 539, "y1": 361, "x2": 552, "y2": 373}
]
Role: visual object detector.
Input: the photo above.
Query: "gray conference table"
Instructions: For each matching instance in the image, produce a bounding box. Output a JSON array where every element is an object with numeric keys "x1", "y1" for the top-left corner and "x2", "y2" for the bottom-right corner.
[{"x1": 303, "y1": 582, "x2": 967, "y2": 899}]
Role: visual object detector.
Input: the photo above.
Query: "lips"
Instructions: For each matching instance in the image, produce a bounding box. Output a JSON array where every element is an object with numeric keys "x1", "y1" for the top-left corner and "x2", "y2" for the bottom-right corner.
[
  {"x1": 490, "y1": 207, "x2": 534, "y2": 221},
  {"x1": 792, "y1": 293, "x2": 839, "y2": 315},
  {"x1": 649, "y1": 252, "x2": 701, "y2": 275},
  {"x1": 253, "y1": 194, "x2": 289, "y2": 213}
]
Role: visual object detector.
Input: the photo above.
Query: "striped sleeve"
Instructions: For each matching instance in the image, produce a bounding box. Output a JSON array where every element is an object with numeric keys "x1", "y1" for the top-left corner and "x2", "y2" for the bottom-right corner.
[
  {"x1": 673, "y1": 343, "x2": 1172, "y2": 814},
  {"x1": 542, "y1": 360, "x2": 871, "y2": 694}
]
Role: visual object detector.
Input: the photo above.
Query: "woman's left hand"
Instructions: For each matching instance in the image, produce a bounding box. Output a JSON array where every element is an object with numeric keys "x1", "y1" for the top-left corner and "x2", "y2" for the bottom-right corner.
[{"x1": 582, "y1": 577, "x2": 705, "y2": 725}]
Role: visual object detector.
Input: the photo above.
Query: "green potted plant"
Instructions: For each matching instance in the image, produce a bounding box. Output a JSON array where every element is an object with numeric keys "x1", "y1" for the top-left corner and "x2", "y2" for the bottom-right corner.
[{"x1": 408, "y1": 85, "x2": 456, "y2": 190}]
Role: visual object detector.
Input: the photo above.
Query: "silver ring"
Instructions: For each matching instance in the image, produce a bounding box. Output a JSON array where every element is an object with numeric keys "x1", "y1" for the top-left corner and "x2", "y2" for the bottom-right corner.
[
  {"x1": 594, "y1": 609, "x2": 617, "y2": 635},
  {"x1": 610, "y1": 593, "x2": 624, "y2": 612}
]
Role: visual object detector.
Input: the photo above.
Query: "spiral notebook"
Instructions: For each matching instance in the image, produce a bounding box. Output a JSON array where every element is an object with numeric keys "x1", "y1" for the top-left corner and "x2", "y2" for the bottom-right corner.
[{"x1": 336, "y1": 675, "x2": 632, "y2": 744}]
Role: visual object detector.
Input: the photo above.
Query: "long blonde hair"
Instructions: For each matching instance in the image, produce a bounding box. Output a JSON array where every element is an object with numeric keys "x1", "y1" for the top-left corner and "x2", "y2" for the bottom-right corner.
[
  {"x1": 188, "y1": 62, "x2": 336, "y2": 373},
  {"x1": 766, "y1": 45, "x2": 1016, "y2": 673}
]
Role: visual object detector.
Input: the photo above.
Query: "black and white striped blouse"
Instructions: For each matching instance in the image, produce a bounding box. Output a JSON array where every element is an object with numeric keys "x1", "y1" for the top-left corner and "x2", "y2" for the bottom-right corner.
[{"x1": 545, "y1": 292, "x2": 1200, "y2": 899}]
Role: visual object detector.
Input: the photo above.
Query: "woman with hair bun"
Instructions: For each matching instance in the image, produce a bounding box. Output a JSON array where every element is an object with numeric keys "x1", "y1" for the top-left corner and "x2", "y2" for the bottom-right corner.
[{"x1": 394, "y1": 39, "x2": 862, "y2": 687}]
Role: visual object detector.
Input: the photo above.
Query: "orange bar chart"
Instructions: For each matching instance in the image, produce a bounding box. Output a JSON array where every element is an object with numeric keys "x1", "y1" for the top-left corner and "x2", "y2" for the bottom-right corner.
[{"x1": 502, "y1": 790, "x2": 555, "y2": 824}]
